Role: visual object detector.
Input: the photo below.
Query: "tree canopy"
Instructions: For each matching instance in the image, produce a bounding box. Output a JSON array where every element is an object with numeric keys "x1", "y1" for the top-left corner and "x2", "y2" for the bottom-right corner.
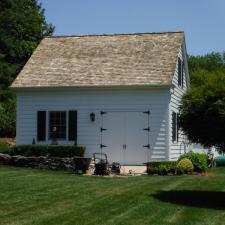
[
  {"x1": 179, "y1": 52, "x2": 225, "y2": 152},
  {"x1": 0, "y1": 0, "x2": 54, "y2": 137}
]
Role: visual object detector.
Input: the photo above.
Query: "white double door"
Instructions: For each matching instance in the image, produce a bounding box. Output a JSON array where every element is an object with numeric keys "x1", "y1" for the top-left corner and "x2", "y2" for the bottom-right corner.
[{"x1": 101, "y1": 111, "x2": 149, "y2": 165}]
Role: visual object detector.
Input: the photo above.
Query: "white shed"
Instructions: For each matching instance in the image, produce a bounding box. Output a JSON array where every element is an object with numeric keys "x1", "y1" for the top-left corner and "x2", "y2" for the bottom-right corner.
[{"x1": 11, "y1": 32, "x2": 190, "y2": 165}]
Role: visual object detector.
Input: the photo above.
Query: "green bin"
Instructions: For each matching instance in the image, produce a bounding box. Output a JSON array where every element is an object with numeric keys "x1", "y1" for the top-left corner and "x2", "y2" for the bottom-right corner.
[{"x1": 215, "y1": 156, "x2": 225, "y2": 167}]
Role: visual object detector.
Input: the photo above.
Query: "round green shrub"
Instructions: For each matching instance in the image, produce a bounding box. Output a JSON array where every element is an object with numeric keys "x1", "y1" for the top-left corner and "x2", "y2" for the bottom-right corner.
[
  {"x1": 176, "y1": 158, "x2": 194, "y2": 174},
  {"x1": 178, "y1": 151, "x2": 208, "y2": 172}
]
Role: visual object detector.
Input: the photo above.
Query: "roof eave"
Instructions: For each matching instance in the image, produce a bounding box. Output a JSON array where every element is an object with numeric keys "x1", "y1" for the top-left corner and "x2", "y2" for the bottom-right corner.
[{"x1": 10, "y1": 83, "x2": 172, "y2": 92}]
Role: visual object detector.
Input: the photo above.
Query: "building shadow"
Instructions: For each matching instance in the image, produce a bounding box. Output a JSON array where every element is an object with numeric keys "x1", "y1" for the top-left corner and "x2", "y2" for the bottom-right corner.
[{"x1": 152, "y1": 190, "x2": 225, "y2": 210}]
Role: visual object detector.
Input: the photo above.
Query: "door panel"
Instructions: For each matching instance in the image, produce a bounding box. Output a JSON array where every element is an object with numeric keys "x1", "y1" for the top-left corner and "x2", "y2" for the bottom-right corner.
[
  {"x1": 125, "y1": 112, "x2": 149, "y2": 165},
  {"x1": 101, "y1": 111, "x2": 149, "y2": 165},
  {"x1": 101, "y1": 112, "x2": 125, "y2": 163}
]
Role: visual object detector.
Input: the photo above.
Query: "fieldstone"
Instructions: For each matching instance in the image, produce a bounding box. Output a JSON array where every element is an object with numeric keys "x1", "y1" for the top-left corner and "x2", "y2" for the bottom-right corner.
[
  {"x1": 11, "y1": 155, "x2": 29, "y2": 167},
  {"x1": 0, "y1": 153, "x2": 12, "y2": 165}
]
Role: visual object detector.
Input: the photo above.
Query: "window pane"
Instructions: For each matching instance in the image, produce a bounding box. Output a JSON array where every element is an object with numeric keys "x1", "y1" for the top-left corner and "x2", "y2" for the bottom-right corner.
[
  {"x1": 172, "y1": 112, "x2": 177, "y2": 142},
  {"x1": 178, "y1": 58, "x2": 182, "y2": 87},
  {"x1": 49, "y1": 111, "x2": 66, "y2": 139}
]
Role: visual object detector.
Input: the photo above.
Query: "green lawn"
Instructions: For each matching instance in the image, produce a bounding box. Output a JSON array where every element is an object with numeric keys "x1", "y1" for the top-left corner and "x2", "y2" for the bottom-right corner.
[{"x1": 0, "y1": 166, "x2": 225, "y2": 225}]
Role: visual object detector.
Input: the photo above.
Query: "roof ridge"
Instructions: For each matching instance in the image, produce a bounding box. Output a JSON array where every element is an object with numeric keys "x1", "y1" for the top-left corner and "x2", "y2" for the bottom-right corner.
[{"x1": 44, "y1": 31, "x2": 184, "y2": 38}]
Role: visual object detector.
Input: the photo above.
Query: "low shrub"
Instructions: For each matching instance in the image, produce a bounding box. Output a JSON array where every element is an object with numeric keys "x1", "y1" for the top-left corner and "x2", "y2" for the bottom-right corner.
[
  {"x1": 147, "y1": 161, "x2": 177, "y2": 175},
  {"x1": 178, "y1": 151, "x2": 207, "y2": 172},
  {"x1": 176, "y1": 158, "x2": 194, "y2": 174},
  {"x1": 73, "y1": 157, "x2": 92, "y2": 173},
  {"x1": 9, "y1": 145, "x2": 85, "y2": 158}
]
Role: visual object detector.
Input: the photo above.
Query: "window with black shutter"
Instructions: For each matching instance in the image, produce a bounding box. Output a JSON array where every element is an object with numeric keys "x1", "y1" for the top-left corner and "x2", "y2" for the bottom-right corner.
[
  {"x1": 68, "y1": 110, "x2": 77, "y2": 142},
  {"x1": 178, "y1": 57, "x2": 183, "y2": 88},
  {"x1": 172, "y1": 112, "x2": 178, "y2": 142},
  {"x1": 37, "y1": 111, "x2": 46, "y2": 141},
  {"x1": 49, "y1": 111, "x2": 66, "y2": 139}
]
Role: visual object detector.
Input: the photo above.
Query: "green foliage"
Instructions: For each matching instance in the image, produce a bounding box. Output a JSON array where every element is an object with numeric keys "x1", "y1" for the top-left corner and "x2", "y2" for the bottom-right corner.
[
  {"x1": 0, "y1": 0, "x2": 54, "y2": 137},
  {"x1": 0, "y1": 140, "x2": 10, "y2": 153},
  {"x1": 9, "y1": 145, "x2": 85, "y2": 157},
  {"x1": 0, "y1": 0, "x2": 54, "y2": 63},
  {"x1": 0, "y1": 98, "x2": 16, "y2": 136},
  {"x1": 147, "y1": 161, "x2": 177, "y2": 175},
  {"x1": 179, "y1": 70, "x2": 225, "y2": 151},
  {"x1": 180, "y1": 52, "x2": 225, "y2": 152},
  {"x1": 74, "y1": 157, "x2": 92, "y2": 173},
  {"x1": 176, "y1": 158, "x2": 194, "y2": 174},
  {"x1": 179, "y1": 151, "x2": 208, "y2": 172},
  {"x1": 188, "y1": 52, "x2": 225, "y2": 75}
]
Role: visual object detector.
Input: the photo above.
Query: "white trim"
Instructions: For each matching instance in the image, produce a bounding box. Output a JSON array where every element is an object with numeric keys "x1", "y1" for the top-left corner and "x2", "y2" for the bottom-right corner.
[{"x1": 11, "y1": 84, "x2": 172, "y2": 92}]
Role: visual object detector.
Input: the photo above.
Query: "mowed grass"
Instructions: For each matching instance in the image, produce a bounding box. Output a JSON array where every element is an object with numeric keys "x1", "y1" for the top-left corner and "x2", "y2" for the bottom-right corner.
[{"x1": 0, "y1": 166, "x2": 225, "y2": 225}]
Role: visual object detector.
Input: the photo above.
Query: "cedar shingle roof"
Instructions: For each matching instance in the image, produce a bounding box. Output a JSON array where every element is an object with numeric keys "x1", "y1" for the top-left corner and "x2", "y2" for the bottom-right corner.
[{"x1": 11, "y1": 32, "x2": 184, "y2": 88}]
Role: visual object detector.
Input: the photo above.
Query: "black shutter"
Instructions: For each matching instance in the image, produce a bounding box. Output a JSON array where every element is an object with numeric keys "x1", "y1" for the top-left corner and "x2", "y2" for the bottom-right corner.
[
  {"x1": 178, "y1": 58, "x2": 182, "y2": 86},
  {"x1": 69, "y1": 110, "x2": 77, "y2": 142},
  {"x1": 37, "y1": 111, "x2": 46, "y2": 141},
  {"x1": 172, "y1": 112, "x2": 177, "y2": 142}
]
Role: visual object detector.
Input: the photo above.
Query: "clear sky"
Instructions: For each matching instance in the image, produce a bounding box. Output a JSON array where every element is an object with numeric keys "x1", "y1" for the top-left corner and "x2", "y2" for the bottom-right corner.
[{"x1": 40, "y1": 0, "x2": 225, "y2": 55}]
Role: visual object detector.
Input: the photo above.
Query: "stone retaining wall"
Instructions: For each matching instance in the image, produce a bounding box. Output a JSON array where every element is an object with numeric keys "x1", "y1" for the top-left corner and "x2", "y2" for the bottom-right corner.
[{"x1": 0, "y1": 153, "x2": 79, "y2": 171}]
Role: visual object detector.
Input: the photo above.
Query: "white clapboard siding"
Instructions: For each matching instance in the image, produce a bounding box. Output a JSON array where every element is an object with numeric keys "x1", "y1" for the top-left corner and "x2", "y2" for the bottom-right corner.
[
  {"x1": 16, "y1": 88, "x2": 170, "y2": 160},
  {"x1": 169, "y1": 45, "x2": 189, "y2": 160}
]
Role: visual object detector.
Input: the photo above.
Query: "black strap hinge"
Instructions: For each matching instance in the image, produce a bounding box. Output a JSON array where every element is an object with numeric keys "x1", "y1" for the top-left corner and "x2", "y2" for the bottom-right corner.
[
  {"x1": 143, "y1": 127, "x2": 150, "y2": 132},
  {"x1": 100, "y1": 144, "x2": 107, "y2": 148},
  {"x1": 100, "y1": 111, "x2": 107, "y2": 115},
  {"x1": 100, "y1": 127, "x2": 107, "y2": 132},
  {"x1": 143, "y1": 110, "x2": 150, "y2": 115},
  {"x1": 143, "y1": 144, "x2": 150, "y2": 149}
]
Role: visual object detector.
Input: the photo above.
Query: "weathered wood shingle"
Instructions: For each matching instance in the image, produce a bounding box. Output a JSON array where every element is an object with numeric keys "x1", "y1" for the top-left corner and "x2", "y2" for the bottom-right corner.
[{"x1": 11, "y1": 32, "x2": 184, "y2": 88}]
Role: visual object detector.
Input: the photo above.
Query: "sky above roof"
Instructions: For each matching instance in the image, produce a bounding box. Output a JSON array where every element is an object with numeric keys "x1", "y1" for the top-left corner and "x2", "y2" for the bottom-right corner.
[{"x1": 39, "y1": 0, "x2": 225, "y2": 56}]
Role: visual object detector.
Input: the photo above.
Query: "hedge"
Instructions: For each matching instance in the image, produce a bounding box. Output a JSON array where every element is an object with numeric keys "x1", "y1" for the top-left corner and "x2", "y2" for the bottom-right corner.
[
  {"x1": 9, "y1": 145, "x2": 85, "y2": 158},
  {"x1": 147, "y1": 161, "x2": 177, "y2": 175}
]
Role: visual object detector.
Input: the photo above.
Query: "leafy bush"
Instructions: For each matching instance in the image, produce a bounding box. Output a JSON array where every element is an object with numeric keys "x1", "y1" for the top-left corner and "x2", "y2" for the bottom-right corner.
[
  {"x1": 74, "y1": 157, "x2": 92, "y2": 173},
  {"x1": 179, "y1": 151, "x2": 207, "y2": 172},
  {"x1": 9, "y1": 145, "x2": 85, "y2": 158},
  {"x1": 0, "y1": 140, "x2": 10, "y2": 153},
  {"x1": 0, "y1": 98, "x2": 16, "y2": 137},
  {"x1": 176, "y1": 158, "x2": 194, "y2": 174},
  {"x1": 147, "y1": 161, "x2": 177, "y2": 175}
]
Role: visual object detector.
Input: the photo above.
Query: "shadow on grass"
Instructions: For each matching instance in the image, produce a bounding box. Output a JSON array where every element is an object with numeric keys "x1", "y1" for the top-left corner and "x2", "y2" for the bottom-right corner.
[{"x1": 152, "y1": 190, "x2": 225, "y2": 210}]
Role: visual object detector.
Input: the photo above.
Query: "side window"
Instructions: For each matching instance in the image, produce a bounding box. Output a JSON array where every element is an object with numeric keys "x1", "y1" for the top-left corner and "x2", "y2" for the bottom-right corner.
[
  {"x1": 172, "y1": 112, "x2": 179, "y2": 142},
  {"x1": 49, "y1": 111, "x2": 67, "y2": 139},
  {"x1": 178, "y1": 57, "x2": 183, "y2": 88}
]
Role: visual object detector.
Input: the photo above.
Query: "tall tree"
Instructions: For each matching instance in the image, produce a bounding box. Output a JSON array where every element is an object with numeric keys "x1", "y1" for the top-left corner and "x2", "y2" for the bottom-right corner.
[
  {"x1": 188, "y1": 52, "x2": 225, "y2": 75},
  {"x1": 0, "y1": 0, "x2": 54, "y2": 137},
  {"x1": 179, "y1": 52, "x2": 225, "y2": 153}
]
